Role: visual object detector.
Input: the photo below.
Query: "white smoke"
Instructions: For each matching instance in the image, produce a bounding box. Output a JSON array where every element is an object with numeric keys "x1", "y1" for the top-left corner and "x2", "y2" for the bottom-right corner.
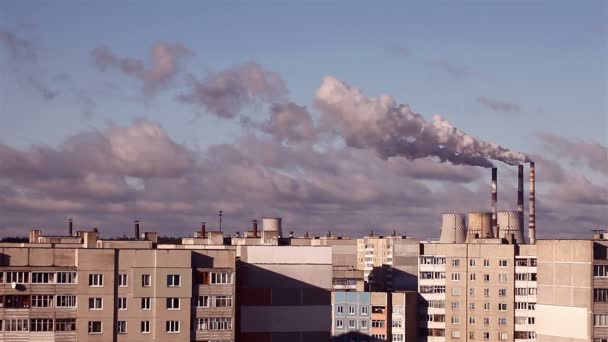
[{"x1": 314, "y1": 76, "x2": 528, "y2": 167}]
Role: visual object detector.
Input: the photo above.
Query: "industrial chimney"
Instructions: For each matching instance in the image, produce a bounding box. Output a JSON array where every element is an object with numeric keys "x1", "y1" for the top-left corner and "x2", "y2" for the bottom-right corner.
[
  {"x1": 529, "y1": 162, "x2": 536, "y2": 244},
  {"x1": 68, "y1": 218, "x2": 73, "y2": 236},
  {"x1": 252, "y1": 220, "x2": 258, "y2": 238},
  {"x1": 491, "y1": 167, "x2": 498, "y2": 237},
  {"x1": 134, "y1": 220, "x2": 140, "y2": 240},
  {"x1": 201, "y1": 222, "x2": 206, "y2": 238},
  {"x1": 518, "y1": 164, "x2": 524, "y2": 236}
]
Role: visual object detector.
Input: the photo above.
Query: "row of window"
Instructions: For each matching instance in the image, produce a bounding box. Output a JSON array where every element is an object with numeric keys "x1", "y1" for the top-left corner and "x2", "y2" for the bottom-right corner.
[
  {"x1": 0, "y1": 319, "x2": 75, "y2": 332},
  {"x1": 0, "y1": 295, "x2": 76, "y2": 308},
  {"x1": 335, "y1": 319, "x2": 369, "y2": 330},
  {"x1": 451, "y1": 330, "x2": 510, "y2": 340},
  {"x1": 515, "y1": 258, "x2": 538, "y2": 267},
  {"x1": 450, "y1": 302, "x2": 508, "y2": 311},
  {"x1": 0, "y1": 271, "x2": 76, "y2": 284},
  {"x1": 450, "y1": 316, "x2": 509, "y2": 325},
  {"x1": 452, "y1": 273, "x2": 510, "y2": 282},
  {"x1": 452, "y1": 259, "x2": 508, "y2": 267}
]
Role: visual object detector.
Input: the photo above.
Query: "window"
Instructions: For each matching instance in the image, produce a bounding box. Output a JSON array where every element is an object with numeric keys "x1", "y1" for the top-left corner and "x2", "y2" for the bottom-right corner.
[
  {"x1": 452, "y1": 288, "x2": 461, "y2": 296},
  {"x1": 393, "y1": 334, "x2": 404, "y2": 341},
  {"x1": 484, "y1": 288, "x2": 490, "y2": 297},
  {"x1": 6, "y1": 272, "x2": 29, "y2": 283},
  {"x1": 5, "y1": 319, "x2": 29, "y2": 331},
  {"x1": 360, "y1": 320, "x2": 368, "y2": 329},
  {"x1": 118, "y1": 297, "x2": 127, "y2": 310},
  {"x1": 452, "y1": 259, "x2": 461, "y2": 267},
  {"x1": 348, "y1": 305, "x2": 356, "y2": 315},
  {"x1": 470, "y1": 259, "x2": 476, "y2": 267},
  {"x1": 141, "y1": 321, "x2": 150, "y2": 334},
  {"x1": 167, "y1": 274, "x2": 181, "y2": 287},
  {"x1": 336, "y1": 319, "x2": 344, "y2": 328},
  {"x1": 470, "y1": 273, "x2": 476, "y2": 281},
  {"x1": 30, "y1": 319, "x2": 53, "y2": 331},
  {"x1": 469, "y1": 303, "x2": 476, "y2": 310},
  {"x1": 55, "y1": 295, "x2": 76, "y2": 308},
  {"x1": 89, "y1": 274, "x2": 103, "y2": 287},
  {"x1": 484, "y1": 303, "x2": 490, "y2": 311},
  {"x1": 451, "y1": 316, "x2": 460, "y2": 324},
  {"x1": 166, "y1": 320, "x2": 180, "y2": 333},
  {"x1": 483, "y1": 274, "x2": 490, "y2": 282},
  {"x1": 393, "y1": 305, "x2": 402, "y2": 314},
  {"x1": 499, "y1": 273, "x2": 508, "y2": 282},
  {"x1": 117, "y1": 321, "x2": 127, "y2": 334},
  {"x1": 392, "y1": 320, "x2": 402, "y2": 327},
  {"x1": 498, "y1": 317, "x2": 507, "y2": 325},
  {"x1": 210, "y1": 272, "x2": 232, "y2": 284},
  {"x1": 499, "y1": 260, "x2": 508, "y2": 267},
  {"x1": 55, "y1": 319, "x2": 76, "y2": 331},
  {"x1": 498, "y1": 289, "x2": 507, "y2": 297},
  {"x1": 498, "y1": 303, "x2": 507, "y2": 311},
  {"x1": 89, "y1": 297, "x2": 103, "y2": 310},
  {"x1": 348, "y1": 319, "x2": 356, "y2": 329},
  {"x1": 336, "y1": 305, "x2": 344, "y2": 314},
  {"x1": 118, "y1": 274, "x2": 127, "y2": 287},
  {"x1": 31, "y1": 272, "x2": 54, "y2": 284},
  {"x1": 31, "y1": 295, "x2": 53, "y2": 308},
  {"x1": 56, "y1": 272, "x2": 76, "y2": 284},
  {"x1": 595, "y1": 314, "x2": 608, "y2": 327},
  {"x1": 166, "y1": 297, "x2": 180, "y2": 310},
  {"x1": 361, "y1": 306, "x2": 368, "y2": 315},
  {"x1": 195, "y1": 317, "x2": 233, "y2": 330},
  {"x1": 498, "y1": 332, "x2": 508, "y2": 340},
  {"x1": 595, "y1": 289, "x2": 608, "y2": 302},
  {"x1": 484, "y1": 259, "x2": 490, "y2": 267},
  {"x1": 142, "y1": 274, "x2": 151, "y2": 287},
  {"x1": 484, "y1": 332, "x2": 490, "y2": 340},
  {"x1": 469, "y1": 317, "x2": 476, "y2": 324},
  {"x1": 469, "y1": 288, "x2": 475, "y2": 296},
  {"x1": 141, "y1": 297, "x2": 151, "y2": 310},
  {"x1": 483, "y1": 318, "x2": 490, "y2": 325},
  {"x1": 372, "y1": 320, "x2": 385, "y2": 328},
  {"x1": 451, "y1": 302, "x2": 460, "y2": 309},
  {"x1": 452, "y1": 330, "x2": 461, "y2": 338},
  {"x1": 452, "y1": 273, "x2": 461, "y2": 281},
  {"x1": 88, "y1": 321, "x2": 102, "y2": 334},
  {"x1": 596, "y1": 265, "x2": 608, "y2": 277}
]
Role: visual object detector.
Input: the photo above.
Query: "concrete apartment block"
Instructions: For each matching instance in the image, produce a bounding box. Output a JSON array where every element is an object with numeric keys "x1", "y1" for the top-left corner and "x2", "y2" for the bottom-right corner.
[{"x1": 237, "y1": 245, "x2": 332, "y2": 342}]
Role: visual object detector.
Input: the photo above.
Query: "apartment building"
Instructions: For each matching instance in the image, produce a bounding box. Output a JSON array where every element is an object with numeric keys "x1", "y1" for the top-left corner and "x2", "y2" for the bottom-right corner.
[
  {"x1": 331, "y1": 291, "x2": 417, "y2": 342},
  {"x1": 356, "y1": 234, "x2": 419, "y2": 292},
  {"x1": 0, "y1": 229, "x2": 236, "y2": 342}
]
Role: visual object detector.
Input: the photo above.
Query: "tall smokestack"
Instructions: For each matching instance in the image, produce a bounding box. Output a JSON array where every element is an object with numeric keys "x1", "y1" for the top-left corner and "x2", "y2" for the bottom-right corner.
[
  {"x1": 252, "y1": 220, "x2": 258, "y2": 238},
  {"x1": 518, "y1": 164, "x2": 524, "y2": 235},
  {"x1": 201, "y1": 222, "x2": 206, "y2": 238},
  {"x1": 529, "y1": 162, "x2": 536, "y2": 244},
  {"x1": 68, "y1": 218, "x2": 73, "y2": 236},
  {"x1": 491, "y1": 167, "x2": 498, "y2": 237},
  {"x1": 134, "y1": 220, "x2": 140, "y2": 239}
]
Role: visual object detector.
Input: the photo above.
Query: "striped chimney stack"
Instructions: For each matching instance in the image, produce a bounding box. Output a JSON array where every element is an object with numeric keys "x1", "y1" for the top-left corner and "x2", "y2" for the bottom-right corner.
[
  {"x1": 529, "y1": 162, "x2": 536, "y2": 244},
  {"x1": 517, "y1": 165, "x2": 524, "y2": 236},
  {"x1": 491, "y1": 167, "x2": 498, "y2": 237}
]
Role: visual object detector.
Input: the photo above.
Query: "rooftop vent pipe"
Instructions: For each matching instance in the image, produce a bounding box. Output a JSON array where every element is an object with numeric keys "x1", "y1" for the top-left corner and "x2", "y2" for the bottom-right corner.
[
  {"x1": 134, "y1": 220, "x2": 140, "y2": 240},
  {"x1": 201, "y1": 222, "x2": 206, "y2": 238},
  {"x1": 252, "y1": 220, "x2": 258, "y2": 238},
  {"x1": 68, "y1": 218, "x2": 73, "y2": 236}
]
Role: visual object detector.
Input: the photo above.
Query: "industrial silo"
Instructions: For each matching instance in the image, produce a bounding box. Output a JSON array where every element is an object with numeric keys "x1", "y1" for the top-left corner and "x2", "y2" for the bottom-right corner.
[
  {"x1": 466, "y1": 212, "x2": 493, "y2": 241},
  {"x1": 262, "y1": 217, "x2": 283, "y2": 238},
  {"x1": 497, "y1": 211, "x2": 525, "y2": 243}
]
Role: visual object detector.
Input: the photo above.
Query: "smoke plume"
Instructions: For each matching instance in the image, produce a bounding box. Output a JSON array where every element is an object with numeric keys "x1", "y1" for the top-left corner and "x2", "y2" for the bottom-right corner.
[{"x1": 315, "y1": 76, "x2": 528, "y2": 167}]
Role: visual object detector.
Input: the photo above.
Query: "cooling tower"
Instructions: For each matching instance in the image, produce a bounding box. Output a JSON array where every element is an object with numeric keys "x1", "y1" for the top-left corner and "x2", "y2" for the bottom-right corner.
[
  {"x1": 467, "y1": 212, "x2": 493, "y2": 241},
  {"x1": 262, "y1": 217, "x2": 283, "y2": 237},
  {"x1": 439, "y1": 213, "x2": 467, "y2": 243},
  {"x1": 497, "y1": 211, "x2": 525, "y2": 243}
]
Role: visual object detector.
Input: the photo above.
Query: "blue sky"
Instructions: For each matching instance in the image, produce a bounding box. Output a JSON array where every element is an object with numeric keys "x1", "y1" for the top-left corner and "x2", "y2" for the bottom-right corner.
[{"x1": 0, "y1": 1, "x2": 606, "y2": 237}]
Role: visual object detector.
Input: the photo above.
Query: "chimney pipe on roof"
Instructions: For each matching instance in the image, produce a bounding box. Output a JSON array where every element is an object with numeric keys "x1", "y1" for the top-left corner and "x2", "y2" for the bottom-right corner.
[
  {"x1": 134, "y1": 220, "x2": 140, "y2": 240},
  {"x1": 252, "y1": 220, "x2": 258, "y2": 238},
  {"x1": 491, "y1": 167, "x2": 498, "y2": 237},
  {"x1": 529, "y1": 162, "x2": 536, "y2": 244},
  {"x1": 68, "y1": 218, "x2": 73, "y2": 236},
  {"x1": 201, "y1": 222, "x2": 206, "y2": 238}
]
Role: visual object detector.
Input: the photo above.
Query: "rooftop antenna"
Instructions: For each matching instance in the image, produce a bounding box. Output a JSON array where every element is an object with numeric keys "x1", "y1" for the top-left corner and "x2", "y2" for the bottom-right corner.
[{"x1": 219, "y1": 210, "x2": 223, "y2": 232}]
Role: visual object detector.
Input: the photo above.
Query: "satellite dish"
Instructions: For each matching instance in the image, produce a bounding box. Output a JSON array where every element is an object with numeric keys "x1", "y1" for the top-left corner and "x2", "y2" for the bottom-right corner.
[{"x1": 11, "y1": 282, "x2": 17, "y2": 289}]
